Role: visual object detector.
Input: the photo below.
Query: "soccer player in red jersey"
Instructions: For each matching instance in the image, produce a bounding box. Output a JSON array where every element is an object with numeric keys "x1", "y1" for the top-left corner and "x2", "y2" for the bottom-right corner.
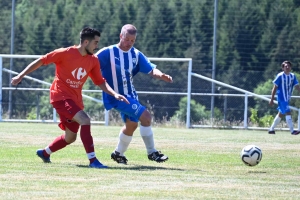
[{"x1": 11, "y1": 27, "x2": 129, "y2": 168}]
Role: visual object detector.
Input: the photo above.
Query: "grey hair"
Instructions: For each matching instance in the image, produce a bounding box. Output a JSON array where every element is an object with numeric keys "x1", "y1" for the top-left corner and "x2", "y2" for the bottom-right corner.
[{"x1": 120, "y1": 24, "x2": 137, "y2": 37}]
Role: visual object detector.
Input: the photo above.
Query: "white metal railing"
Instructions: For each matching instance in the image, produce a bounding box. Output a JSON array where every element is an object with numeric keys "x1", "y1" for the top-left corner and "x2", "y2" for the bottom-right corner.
[
  {"x1": 190, "y1": 72, "x2": 300, "y2": 129},
  {"x1": 0, "y1": 54, "x2": 193, "y2": 127},
  {"x1": 2, "y1": 54, "x2": 298, "y2": 130}
]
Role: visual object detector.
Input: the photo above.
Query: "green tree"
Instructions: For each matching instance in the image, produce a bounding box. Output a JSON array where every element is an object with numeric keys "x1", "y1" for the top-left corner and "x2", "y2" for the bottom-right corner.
[{"x1": 171, "y1": 96, "x2": 209, "y2": 123}]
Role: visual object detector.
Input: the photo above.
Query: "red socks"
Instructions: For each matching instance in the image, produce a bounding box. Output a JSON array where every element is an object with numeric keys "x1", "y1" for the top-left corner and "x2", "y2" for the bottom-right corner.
[
  {"x1": 80, "y1": 125, "x2": 96, "y2": 163},
  {"x1": 43, "y1": 135, "x2": 69, "y2": 157},
  {"x1": 42, "y1": 126, "x2": 96, "y2": 164}
]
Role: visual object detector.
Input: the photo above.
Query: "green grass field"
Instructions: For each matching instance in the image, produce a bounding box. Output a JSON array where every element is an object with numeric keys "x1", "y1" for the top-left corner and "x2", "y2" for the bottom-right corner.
[{"x1": 0, "y1": 123, "x2": 300, "y2": 200}]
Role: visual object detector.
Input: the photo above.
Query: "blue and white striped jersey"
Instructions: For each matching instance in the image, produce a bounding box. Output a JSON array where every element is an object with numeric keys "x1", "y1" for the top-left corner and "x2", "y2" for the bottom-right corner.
[
  {"x1": 273, "y1": 72, "x2": 299, "y2": 102},
  {"x1": 96, "y1": 45, "x2": 155, "y2": 109}
]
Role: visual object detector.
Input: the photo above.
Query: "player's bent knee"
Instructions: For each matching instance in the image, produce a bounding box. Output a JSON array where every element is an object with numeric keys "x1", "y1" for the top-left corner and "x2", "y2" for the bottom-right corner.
[
  {"x1": 73, "y1": 111, "x2": 91, "y2": 125},
  {"x1": 66, "y1": 137, "x2": 76, "y2": 144},
  {"x1": 124, "y1": 120, "x2": 138, "y2": 133},
  {"x1": 127, "y1": 124, "x2": 138, "y2": 132},
  {"x1": 140, "y1": 117, "x2": 151, "y2": 126},
  {"x1": 140, "y1": 111, "x2": 152, "y2": 126},
  {"x1": 79, "y1": 114, "x2": 91, "y2": 125},
  {"x1": 65, "y1": 129, "x2": 78, "y2": 143},
  {"x1": 79, "y1": 118, "x2": 91, "y2": 125}
]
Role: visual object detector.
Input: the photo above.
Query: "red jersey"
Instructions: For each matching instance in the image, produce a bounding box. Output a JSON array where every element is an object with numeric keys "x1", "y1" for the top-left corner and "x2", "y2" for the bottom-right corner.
[{"x1": 40, "y1": 46, "x2": 105, "y2": 109}]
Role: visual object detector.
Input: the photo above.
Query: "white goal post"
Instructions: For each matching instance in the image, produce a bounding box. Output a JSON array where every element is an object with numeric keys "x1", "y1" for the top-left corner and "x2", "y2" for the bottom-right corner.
[{"x1": 148, "y1": 57, "x2": 193, "y2": 128}]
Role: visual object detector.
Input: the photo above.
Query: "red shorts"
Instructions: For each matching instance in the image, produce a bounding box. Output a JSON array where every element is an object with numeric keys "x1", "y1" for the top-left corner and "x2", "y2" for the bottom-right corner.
[{"x1": 51, "y1": 99, "x2": 81, "y2": 133}]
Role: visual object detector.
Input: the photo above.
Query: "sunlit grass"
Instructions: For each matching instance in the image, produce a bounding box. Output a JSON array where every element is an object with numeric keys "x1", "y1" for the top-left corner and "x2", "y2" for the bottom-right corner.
[{"x1": 0, "y1": 123, "x2": 300, "y2": 199}]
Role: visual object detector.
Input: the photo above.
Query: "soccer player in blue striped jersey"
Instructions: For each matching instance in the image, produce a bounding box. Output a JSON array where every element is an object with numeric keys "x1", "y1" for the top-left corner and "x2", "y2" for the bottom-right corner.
[
  {"x1": 95, "y1": 24, "x2": 173, "y2": 164},
  {"x1": 268, "y1": 61, "x2": 300, "y2": 135}
]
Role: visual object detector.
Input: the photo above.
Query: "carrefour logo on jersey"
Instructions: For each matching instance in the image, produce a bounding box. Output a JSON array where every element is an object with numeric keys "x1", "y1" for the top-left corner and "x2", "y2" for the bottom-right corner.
[
  {"x1": 66, "y1": 67, "x2": 86, "y2": 88},
  {"x1": 66, "y1": 79, "x2": 84, "y2": 88},
  {"x1": 72, "y1": 67, "x2": 87, "y2": 80}
]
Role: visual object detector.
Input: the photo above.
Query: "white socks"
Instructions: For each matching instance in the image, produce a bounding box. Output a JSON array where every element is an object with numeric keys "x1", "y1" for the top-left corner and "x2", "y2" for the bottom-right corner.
[
  {"x1": 285, "y1": 115, "x2": 294, "y2": 133},
  {"x1": 270, "y1": 115, "x2": 281, "y2": 131},
  {"x1": 115, "y1": 132, "x2": 132, "y2": 156},
  {"x1": 87, "y1": 152, "x2": 96, "y2": 160},
  {"x1": 45, "y1": 146, "x2": 52, "y2": 155},
  {"x1": 115, "y1": 126, "x2": 156, "y2": 156},
  {"x1": 269, "y1": 115, "x2": 294, "y2": 133},
  {"x1": 140, "y1": 125, "x2": 156, "y2": 154}
]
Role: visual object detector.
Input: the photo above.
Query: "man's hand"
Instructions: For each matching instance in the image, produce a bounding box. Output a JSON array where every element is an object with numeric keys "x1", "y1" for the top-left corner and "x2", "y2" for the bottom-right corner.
[
  {"x1": 114, "y1": 94, "x2": 130, "y2": 104},
  {"x1": 99, "y1": 82, "x2": 130, "y2": 104},
  {"x1": 161, "y1": 73, "x2": 173, "y2": 83},
  {"x1": 150, "y1": 68, "x2": 173, "y2": 83},
  {"x1": 269, "y1": 99, "x2": 274, "y2": 106},
  {"x1": 11, "y1": 75, "x2": 23, "y2": 86}
]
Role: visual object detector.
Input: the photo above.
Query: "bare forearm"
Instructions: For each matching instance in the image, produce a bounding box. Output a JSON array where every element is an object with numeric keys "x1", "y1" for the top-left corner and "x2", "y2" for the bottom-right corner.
[
  {"x1": 270, "y1": 86, "x2": 277, "y2": 101},
  {"x1": 98, "y1": 82, "x2": 118, "y2": 97},
  {"x1": 295, "y1": 85, "x2": 300, "y2": 93},
  {"x1": 150, "y1": 68, "x2": 173, "y2": 83},
  {"x1": 19, "y1": 59, "x2": 43, "y2": 78},
  {"x1": 98, "y1": 82, "x2": 130, "y2": 104},
  {"x1": 150, "y1": 68, "x2": 164, "y2": 78},
  {"x1": 11, "y1": 58, "x2": 43, "y2": 85}
]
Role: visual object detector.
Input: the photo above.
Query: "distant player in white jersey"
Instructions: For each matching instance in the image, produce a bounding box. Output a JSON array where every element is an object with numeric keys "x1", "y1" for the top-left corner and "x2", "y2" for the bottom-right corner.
[
  {"x1": 95, "y1": 24, "x2": 173, "y2": 164},
  {"x1": 268, "y1": 60, "x2": 300, "y2": 135}
]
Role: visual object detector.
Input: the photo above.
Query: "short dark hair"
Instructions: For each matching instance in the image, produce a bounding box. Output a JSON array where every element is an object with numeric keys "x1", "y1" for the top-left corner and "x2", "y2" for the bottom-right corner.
[
  {"x1": 281, "y1": 60, "x2": 292, "y2": 68},
  {"x1": 80, "y1": 27, "x2": 101, "y2": 43}
]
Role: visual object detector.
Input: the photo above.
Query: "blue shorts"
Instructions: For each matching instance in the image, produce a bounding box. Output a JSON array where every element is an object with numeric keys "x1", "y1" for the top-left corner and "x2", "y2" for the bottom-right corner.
[
  {"x1": 277, "y1": 101, "x2": 290, "y2": 114},
  {"x1": 106, "y1": 97, "x2": 146, "y2": 123}
]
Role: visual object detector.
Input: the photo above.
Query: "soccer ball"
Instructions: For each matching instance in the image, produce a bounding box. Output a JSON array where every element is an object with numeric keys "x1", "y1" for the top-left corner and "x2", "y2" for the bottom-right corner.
[{"x1": 240, "y1": 145, "x2": 262, "y2": 166}]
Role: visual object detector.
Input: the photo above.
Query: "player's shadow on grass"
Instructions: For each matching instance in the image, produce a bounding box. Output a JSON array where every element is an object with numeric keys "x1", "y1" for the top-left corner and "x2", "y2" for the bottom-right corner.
[
  {"x1": 247, "y1": 171, "x2": 267, "y2": 174},
  {"x1": 76, "y1": 164, "x2": 184, "y2": 171},
  {"x1": 109, "y1": 165, "x2": 185, "y2": 171}
]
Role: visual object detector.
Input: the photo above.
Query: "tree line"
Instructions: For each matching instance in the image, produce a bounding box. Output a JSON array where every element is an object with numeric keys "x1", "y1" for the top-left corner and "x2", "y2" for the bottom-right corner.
[{"x1": 1, "y1": 0, "x2": 300, "y2": 123}]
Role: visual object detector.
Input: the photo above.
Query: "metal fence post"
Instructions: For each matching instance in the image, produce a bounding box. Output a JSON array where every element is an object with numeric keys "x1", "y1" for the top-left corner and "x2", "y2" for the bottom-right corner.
[
  {"x1": 298, "y1": 109, "x2": 300, "y2": 130},
  {"x1": 244, "y1": 93, "x2": 248, "y2": 129},
  {"x1": 53, "y1": 108, "x2": 57, "y2": 122},
  {"x1": 0, "y1": 56, "x2": 2, "y2": 121},
  {"x1": 186, "y1": 59, "x2": 192, "y2": 128},
  {"x1": 105, "y1": 109, "x2": 109, "y2": 126}
]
